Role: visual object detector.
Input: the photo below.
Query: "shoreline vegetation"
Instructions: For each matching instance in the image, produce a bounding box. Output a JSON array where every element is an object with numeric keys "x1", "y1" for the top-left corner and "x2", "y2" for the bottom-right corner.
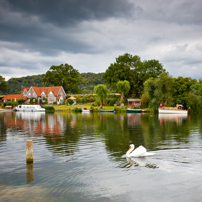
[
  {"x1": 1, "y1": 54, "x2": 202, "y2": 113},
  {"x1": 53, "y1": 104, "x2": 153, "y2": 113}
]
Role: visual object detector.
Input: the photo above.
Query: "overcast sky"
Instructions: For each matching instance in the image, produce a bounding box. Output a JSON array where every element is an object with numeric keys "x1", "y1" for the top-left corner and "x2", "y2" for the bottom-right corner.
[{"x1": 0, "y1": 0, "x2": 202, "y2": 81}]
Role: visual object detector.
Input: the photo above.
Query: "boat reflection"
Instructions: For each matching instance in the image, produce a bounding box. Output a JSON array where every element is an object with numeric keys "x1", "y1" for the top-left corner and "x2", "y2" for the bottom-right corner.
[
  {"x1": 127, "y1": 113, "x2": 141, "y2": 126},
  {"x1": 158, "y1": 114, "x2": 188, "y2": 125},
  {"x1": 3, "y1": 112, "x2": 67, "y2": 136},
  {"x1": 15, "y1": 111, "x2": 45, "y2": 120}
]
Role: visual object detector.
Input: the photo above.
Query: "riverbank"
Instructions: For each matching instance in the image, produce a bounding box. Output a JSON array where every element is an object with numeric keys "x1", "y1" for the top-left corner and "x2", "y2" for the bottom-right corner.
[{"x1": 53, "y1": 104, "x2": 152, "y2": 113}]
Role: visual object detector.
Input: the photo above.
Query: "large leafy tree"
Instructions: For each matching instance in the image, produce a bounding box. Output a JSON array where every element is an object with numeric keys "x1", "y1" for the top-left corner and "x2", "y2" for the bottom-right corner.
[
  {"x1": 116, "y1": 80, "x2": 130, "y2": 101},
  {"x1": 103, "y1": 53, "x2": 166, "y2": 97},
  {"x1": 94, "y1": 84, "x2": 108, "y2": 106},
  {"x1": 143, "y1": 73, "x2": 174, "y2": 112},
  {"x1": 0, "y1": 76, "x2": 7, "y2": 94},
  {"x1": 172, "y1": 77, "x2": 197, "y2": 109},
  {"x1": 42, "y1": 64, "x2": 83, "y2": 93}
]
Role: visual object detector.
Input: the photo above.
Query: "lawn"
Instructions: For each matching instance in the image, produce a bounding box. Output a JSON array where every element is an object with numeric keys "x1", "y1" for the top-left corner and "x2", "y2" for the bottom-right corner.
[{"x1": 54, "y1": 104, "x2": 128, "y2": 112}]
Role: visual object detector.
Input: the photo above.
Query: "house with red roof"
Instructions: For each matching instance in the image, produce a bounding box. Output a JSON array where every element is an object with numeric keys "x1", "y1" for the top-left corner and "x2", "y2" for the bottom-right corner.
[
  {"x1": 3, "y1": 86, "x2": 67, "y2": 104},
  {"x1": 2, "y1": 94, "x2": 27, "y2": 103}
]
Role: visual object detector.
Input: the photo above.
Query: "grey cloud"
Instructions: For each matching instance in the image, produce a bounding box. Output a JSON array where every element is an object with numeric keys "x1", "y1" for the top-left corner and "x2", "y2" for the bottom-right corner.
[
  {"x1": 2, "y1": 0, "x2": 138, "y2": 26},
  {"x1": 138, "y1": 0, "x2": 202, "y2": 25},
  {"x1": 0, "y1": 0, "x2": 140, "y2": 55}
]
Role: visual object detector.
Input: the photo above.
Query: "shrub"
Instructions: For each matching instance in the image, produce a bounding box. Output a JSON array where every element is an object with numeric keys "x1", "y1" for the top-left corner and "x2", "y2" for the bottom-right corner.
[
  {"x1": 42, "y1": 97, "x2": 47, "y2": 104},
  {"x1": 30, "y1": 97, "x2": 37, "y2": 104},
  {"x1": 18, "y1": 99, "x2": 25, "y2": 104},
  {"x1": 4, "y1": 101, "x2": 18, "y2": 107},
  {"x1": 42, "y1": 106, "x2": 55, "y2": 113},
  {"x1": 68, "y1": 99, "x2": 74, "y2": 105},
  {"x1": 72, "y1": 107, "x2": 82, "y2": 112}
]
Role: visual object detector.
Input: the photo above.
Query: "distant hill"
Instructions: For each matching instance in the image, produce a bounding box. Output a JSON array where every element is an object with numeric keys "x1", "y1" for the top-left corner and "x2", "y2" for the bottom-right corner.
[
  {"x1": 79, "y1": 72, "x2": 105, "y2": 94},
  {"x1": 7, "y1": 74, "x2": 45, "y2": 94},
  {"x1": 6, "y1": 73, "x2": 105, "y2": 94}
]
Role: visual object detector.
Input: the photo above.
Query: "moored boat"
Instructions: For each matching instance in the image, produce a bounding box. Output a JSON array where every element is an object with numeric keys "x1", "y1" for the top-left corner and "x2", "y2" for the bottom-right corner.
[
  {"x1": 82, "y1": 108, "x2": 92, "y2": 113},
  {"x1": 0, "y1": 105, "x2": 15, "y2": 112},
  {"x1": 158, "y1": 104, "x2": 187, "y2": 114},
  {"x1": 126, "y1": 108, "x2": 142, "y2": 113},
  {"x1": 15, "y1": 105, "x2": 45, "y2": 112},
  {"x1": 100, "y1": 110, "x2": 115, "y2": 113}
]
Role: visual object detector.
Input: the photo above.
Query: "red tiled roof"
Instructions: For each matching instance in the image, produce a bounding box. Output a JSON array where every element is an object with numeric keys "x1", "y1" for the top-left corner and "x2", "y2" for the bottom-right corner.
[
  {"x1": 21, "y1": 87, "x2": 30, "y2": 95},
  {"x1": 31, "y1": 86, "x2": 62, "y2": 96},
  {"x1": 2, "y1": 94, "x2": 26, "y2": 100}
]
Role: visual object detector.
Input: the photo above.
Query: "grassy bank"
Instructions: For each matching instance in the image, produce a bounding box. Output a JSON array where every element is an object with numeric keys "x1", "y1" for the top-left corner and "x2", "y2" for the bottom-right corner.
[{"x1": 54, "y1": 104, "x2": 128, "y2": 112}]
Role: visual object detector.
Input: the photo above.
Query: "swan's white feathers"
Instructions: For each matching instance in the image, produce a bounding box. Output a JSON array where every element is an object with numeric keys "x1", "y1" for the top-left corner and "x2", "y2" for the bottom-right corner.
[{"x1": 126, "y1": 144, "x2": 154, "y2": 157}]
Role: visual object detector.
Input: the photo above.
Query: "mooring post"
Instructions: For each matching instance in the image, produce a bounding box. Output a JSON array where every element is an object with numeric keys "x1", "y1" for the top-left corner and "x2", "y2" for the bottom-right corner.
[{"x1": 26, "y1": 140, "x2": 33, "y2": 163}]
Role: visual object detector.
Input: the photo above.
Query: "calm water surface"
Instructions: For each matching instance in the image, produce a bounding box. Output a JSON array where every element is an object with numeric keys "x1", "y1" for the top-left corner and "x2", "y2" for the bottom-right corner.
[{"x1": 0, "y1": 111, "x2": 202, "y2": 202}]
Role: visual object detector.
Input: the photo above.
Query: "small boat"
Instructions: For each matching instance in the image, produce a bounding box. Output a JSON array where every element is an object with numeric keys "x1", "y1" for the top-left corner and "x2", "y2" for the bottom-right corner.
[
  {"x1": 158, "y1": 104, "x2": 187, "y2": 114},
  {"x1": 82, "y1": 108, "x2": 92, "y2": 113},
  {"x1": 100, "y1": 110, "x2": 115, "y2": 113},
  {"x1": 15, "y1": 105, "x2": 45, "y2": 112},
  {"x1": 0, "y1": 105, "x2": 15, "y2": 112},
  {"x1": 126, "y1": 108, "x2": 142, "y2": 113}
]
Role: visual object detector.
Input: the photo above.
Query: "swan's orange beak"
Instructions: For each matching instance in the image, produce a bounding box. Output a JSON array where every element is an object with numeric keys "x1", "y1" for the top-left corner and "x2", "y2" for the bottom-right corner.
[{"x1": 129, "y1": 146, "x2": 131, "y2": 150}]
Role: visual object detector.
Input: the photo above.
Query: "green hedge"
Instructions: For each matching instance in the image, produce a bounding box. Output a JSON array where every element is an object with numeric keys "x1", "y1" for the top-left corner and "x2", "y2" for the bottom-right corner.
[{"x1": 42, "y1": 106, "x2": 55, "y2": 113}]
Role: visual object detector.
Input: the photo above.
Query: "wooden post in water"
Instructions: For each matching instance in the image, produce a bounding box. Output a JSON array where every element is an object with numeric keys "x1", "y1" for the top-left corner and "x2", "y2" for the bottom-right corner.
[{"x1": 26, "y1": 140, "x2": 33, "y2": 163}]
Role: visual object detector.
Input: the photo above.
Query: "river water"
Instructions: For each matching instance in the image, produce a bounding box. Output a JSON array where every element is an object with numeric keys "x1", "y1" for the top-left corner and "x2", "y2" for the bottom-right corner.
[{"x1": 0, "y1": 111, "x2": 202, "y2": 202}]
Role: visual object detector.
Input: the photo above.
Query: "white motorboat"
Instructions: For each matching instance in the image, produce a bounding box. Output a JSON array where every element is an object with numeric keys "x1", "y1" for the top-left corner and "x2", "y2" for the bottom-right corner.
[
  {"x1": 15, "y1": 105, "x2": 45, "y2": 112},
  {"x1": 158, "y1": 104, "x2": 187, "y2": 114},
  {"x1": 82, "y1": 108, "x2": 92, "y2": 113}
]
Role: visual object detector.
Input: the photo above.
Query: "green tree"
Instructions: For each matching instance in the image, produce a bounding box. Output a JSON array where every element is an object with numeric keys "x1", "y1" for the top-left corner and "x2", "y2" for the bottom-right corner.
[
  {"x1": 103, "y1": 53, "x2": 166, "y2": 97},
  {"x1": 116, "y1": 80, "x2": 130, "y2": 102},
  {"x1": 173, "y1": 77, "x2": 197, "y2": 109},
  {"x1": 65, "y1": 99, "x2": 74, "y2": 105},
  {"x1": 197, "y1": 79, "x2": 202, "y2": 111},
  {"x1": 144, "y1": 73, "x2": 174, "y2": 112},
  {"x1": 94, "y1": 84, "x2": 109, "y2": 106},
  {"x1": 0, "y1": 76, "x2": 7, "y2": 94},
  {"x1": 42, "y1": 64, "x2": 83, "y2": 94}
]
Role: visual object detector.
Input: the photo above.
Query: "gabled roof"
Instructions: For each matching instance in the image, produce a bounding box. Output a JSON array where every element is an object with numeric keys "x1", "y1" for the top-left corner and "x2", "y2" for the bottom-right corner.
[
  {"x1": 31, "y1": 86, "x2": 63, "y2": 96},
  {"x1": 2, "y1": 94, "x2": 26, "y2": 100},
  {"x1": 21, "y1": 87, "x2": 30, "y2": 95},
  {"x1": 127, "y1": 99, "x2": 141, "y2": 102}
]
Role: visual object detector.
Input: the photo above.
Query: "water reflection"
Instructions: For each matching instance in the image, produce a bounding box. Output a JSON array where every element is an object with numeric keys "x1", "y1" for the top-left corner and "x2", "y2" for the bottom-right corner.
[
  {"x1": 127, "y1": 113, "x2": 141, "y2": 126},
  {"x1": 26, "y1": 163, "x2": 33, "y2": 184},
  {"x1": 126, "y1": 156, "x2": 159, "y2": 169},
  {"x1": 16, "y1": 111, "x2": 45, "y2": 120},
  {"x1": 159, "y1": 113, "x2": 188, "y2": 125},
  {"x1": 2, "y1": 112, "x2": 67, "y2": 136},
  {"x1": 0, "y1": 112, "x2": 202, "y2": 201}
]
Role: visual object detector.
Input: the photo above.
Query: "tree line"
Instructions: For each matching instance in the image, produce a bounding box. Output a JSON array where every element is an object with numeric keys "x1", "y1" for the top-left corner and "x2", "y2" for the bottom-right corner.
[
  {"x1": 1, "y1": 53, "x2": 202, "y2": 112},
  {"x1": 1, "y1": 71, "x2": 105, "y2": 94}
]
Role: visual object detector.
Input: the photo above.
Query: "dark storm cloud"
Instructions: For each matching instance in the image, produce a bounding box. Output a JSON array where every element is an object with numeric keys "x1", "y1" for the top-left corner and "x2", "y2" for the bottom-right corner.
[
  {"x1": 0, "y1": 0, "x2": 140, "y2": 55},
  {"x1": 0, "y1": 0, "x2": 202, "y2": 80},
  {"x1": 2, "y1": 0, "x2": 137, "y2": 25}
]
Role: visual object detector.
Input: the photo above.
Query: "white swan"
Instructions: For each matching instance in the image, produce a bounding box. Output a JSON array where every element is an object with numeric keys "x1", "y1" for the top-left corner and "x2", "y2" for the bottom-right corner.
[{"x1": 126, "y1": 144, "x2": 154, "y2": 157}]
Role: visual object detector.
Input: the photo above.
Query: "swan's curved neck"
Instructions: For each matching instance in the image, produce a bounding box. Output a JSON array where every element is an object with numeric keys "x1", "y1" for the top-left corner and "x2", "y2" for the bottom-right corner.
[{"x1": 126, "y1": 147, "x2": 133, "y2": 157}]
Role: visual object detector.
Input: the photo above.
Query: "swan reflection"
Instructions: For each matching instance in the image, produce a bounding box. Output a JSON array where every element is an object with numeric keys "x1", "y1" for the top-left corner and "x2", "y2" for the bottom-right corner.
[
  {"x1": 126, "y1": 156, "x2": 158, "y2": 169},
  {"x1": 126, "y1": 156, "x2": 147, "y2": 167}
]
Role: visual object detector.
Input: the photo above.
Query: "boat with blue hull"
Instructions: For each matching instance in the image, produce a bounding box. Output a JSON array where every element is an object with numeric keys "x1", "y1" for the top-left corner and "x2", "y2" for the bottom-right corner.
[{"x1": 100, "y1": 110, "x2": 115, "y2": 113}]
